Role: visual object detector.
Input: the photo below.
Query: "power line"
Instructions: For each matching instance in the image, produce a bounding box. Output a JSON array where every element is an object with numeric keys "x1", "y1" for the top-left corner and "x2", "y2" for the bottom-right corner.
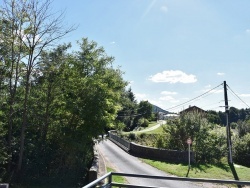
[
  {"x1": 165, "y1": 82, "x2": 224, "y2": 112},
  {"x1": 227, "y1": 84, "x2": 250, "y2": 108},
  {"x1": 199, "y1": 100, "x2": 223, "y2": 111},
  {"x1": 117, "y1": 113, "x2": 145, "y2": 118}
]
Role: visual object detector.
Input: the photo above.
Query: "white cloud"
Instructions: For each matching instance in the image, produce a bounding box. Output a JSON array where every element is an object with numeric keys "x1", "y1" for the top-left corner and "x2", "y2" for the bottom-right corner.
[
  {"x1": 217, "y1": 72, "x2": 225, "y2": 76},
  {"x1": 202, "y1": 85, "x2": 223, "y2": 94},
  {"x1": 126, "y1": 80, "x2": 134, "y2": 87},
  {"x1": 161, "y1": 91, "x2": 177, "y2": 95},
  {"x1": 149, "y1": 70, "x2": 197, "y2": 83},
  {"x1": 213, "y1": 89, "x2": 223, "y2": 94},
  {"x1": 160, "y1": 6, "x2": 168, "y2": 12},
  {"x1": 239, "y1": 94, "x2": 250, "y2": 97},
  {"x1": 202, "y1": 88, "x2": 223, "y2": 94},
  {"x1": 135, "y1": 93, "x2": 147, "y2": 101},
  {"x1": 246, "y1": 29, "x2": 250, "y2": 33},
  {"x1": 159, "y1": 96, "x2": 179, "y2": 103},
  {"x1": 110, "y1": 41, "x2": 116, "y2": 45},
  {"x1": 160, "y1": 96, "x2": 174, "y2": 101}
]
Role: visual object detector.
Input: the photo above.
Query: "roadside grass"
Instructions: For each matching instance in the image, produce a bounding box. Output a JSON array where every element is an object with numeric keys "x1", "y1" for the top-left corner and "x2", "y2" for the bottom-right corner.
[
  {"x1": 107, "y1": 167, "x2": 127, "y2": 184},
  {"x1": 122, "y1": 121, "x2": 158, "y2": 134},
  {"x1": 148, "y1": 121, "x2": 158, "y2": 128},
  {"x1": 141, "y1": 159, "x2": 250, "y2": 181},
  {"x1": 144, "y1": 124, "x2": 164, "y2": 134}
]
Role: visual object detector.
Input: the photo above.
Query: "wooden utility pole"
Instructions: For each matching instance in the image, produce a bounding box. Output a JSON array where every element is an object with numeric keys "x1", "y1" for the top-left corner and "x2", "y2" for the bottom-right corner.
[
  {"x1": 223, "y1": 81, "x2": 233, "y2": 163},
  {"x1": 224, "y1": 81, "x2": 240, "y2": 186}
]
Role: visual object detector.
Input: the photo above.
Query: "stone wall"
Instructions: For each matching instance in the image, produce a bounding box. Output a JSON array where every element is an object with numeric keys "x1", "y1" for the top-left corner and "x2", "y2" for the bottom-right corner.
[
  {"x1": 130, "y1": 142, "x2": 194, "y2": 163},
  {"x1": 108, "y1": 131, "x2": 195, "y2": 163}
]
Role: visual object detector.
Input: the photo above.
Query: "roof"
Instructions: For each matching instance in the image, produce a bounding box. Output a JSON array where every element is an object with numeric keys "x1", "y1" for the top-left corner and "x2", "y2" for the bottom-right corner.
[{"x1": 179, "y1": 106, "x2": 206, "y2": 114}]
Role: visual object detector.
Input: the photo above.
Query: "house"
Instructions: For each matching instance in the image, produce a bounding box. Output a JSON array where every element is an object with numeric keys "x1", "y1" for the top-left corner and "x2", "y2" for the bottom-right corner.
[
  {"x1": 164, "y1": 113, "x2": 179, "y2": 120},
  {"x1": 179, "y1": 105, "x2": 206, "y2": 116}
]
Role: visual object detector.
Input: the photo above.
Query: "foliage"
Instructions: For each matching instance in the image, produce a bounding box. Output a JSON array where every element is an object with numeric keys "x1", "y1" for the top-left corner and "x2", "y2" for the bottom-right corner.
[
  {"x1": 142, "y1": 159, "x2": 250, "y2": 181},
  {"x1": 116, "y1": 87, "x2": 137, "y2": 131},
  {"x1": 236, "y1": 119, "x2": 250, "y2": 137},
  {"x1": 138, "y1": 100, "x2": 153, "y2": 120},
  {"x1": 136, "y1": 117, "x2": 149, "y2": 128},
  {"x1": 207, "y1": 110, "x2": 221, "y2": 124},
  {"x1": 0, "y1": 25, "x2": 127, "y2": 186},
  {"x1": 230, "y1": 122, "x2": 238, "y2": 129},
  {"x1": 128, "y1": 133, "x2": 136, "y2": 140},
  {"x1": 161, "y1": 112, "x2": 226, "y2": 163},
  {"x1": 233, "y1": 133, "x2": 250, "y2": 167}
]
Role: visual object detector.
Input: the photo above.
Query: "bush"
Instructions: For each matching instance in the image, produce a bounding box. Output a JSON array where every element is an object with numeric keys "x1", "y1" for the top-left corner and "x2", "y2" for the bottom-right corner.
[
  {"x1": 142, "y1": 118, "x2": 149, "y2": 127},
  {"x1": 230, "y1": 122, "x2": 237, "y2": 129},
  {"x1": 139, "y1": 133, "x2": 146, "y2": 139},
  {"x1": 233, "y1": 133, "x2": 250, "y2": 167},
  {"x1": 128, "y1": 133, "x2": 136, "y2": 140},
  {"x1": 154, "y1": 134, "x2": 167, "y2": 149}
]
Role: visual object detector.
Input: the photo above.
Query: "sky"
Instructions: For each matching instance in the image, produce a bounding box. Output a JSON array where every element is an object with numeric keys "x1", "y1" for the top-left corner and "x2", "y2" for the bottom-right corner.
[{"x1": 51, "y1": 0, "x2": 250, "y2": 113}]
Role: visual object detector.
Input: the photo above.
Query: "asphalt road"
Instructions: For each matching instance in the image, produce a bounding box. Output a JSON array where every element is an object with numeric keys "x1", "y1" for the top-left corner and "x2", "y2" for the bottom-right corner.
[{"x1": 97, "y1": 140, "x2": 201, "y2": 188}]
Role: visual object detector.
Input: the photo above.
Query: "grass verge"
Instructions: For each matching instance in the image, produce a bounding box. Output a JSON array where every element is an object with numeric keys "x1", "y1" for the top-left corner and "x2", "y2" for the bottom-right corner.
[
  {"x1": 141, "y1": 159, "x2": 250, "y2": 181},
  {"x1": 107, "y1": 167, "x2": 127, "y2": 184}
]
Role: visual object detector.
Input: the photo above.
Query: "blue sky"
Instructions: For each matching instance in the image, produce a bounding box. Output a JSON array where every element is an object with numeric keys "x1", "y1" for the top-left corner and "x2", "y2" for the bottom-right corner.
[{"x1": 52, "y1": 0, "x2": 250, "y2": 112}]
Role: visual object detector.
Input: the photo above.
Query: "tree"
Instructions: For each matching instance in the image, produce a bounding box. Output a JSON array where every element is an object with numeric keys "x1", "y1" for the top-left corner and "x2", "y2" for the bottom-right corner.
[
  {"x1": 1, "y1": 0, "x2": 75, "y2": 172},
  {"x1": 138, "y1": 100, "x2": 152, "y2": 120},
  {"x1": 207, "y1": 110, "x2": 221, "y2": 124},
  {"x1": 116, "y1": 87, "x2": 137, "y2": 131},
  {"x1": 233, "y1": 133, "x2": 250, "y2": 167},
  {"x1": 237, "y1": 119, "x2": 250, "y2": 137},
  {"x1": 162, "y1": 112, "x2": 225, "y2": 163},
  {"x1": 229, "y1": 107, "x2": 239, "y2": 123}
]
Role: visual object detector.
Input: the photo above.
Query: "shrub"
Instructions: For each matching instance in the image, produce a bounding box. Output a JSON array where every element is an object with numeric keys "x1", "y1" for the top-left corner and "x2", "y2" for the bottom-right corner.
[
  {"x1": 128, "y1": 133, "x2": 136, "y2": 140},
  {"x1": 139, "y1": 133, "x2": 146, "y2": 139},
  {"x1": 233, "y1": 133, "x2": 250, "y2": 167}
]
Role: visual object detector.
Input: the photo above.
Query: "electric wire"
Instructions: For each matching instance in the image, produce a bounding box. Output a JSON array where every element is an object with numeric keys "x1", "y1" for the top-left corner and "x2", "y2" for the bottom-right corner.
[
  {"x1": 199, "y1": 101, "x2": 223, "y2": 111},
  {"x1": 227, "y1": 84, "x2": 250, "y2": 108},
  {"x1": 165, "y1": 82, "x2": 224, "y2": 112},
  {"x1": 117, "y1": 113, "x2": 145, "y2": 118}
]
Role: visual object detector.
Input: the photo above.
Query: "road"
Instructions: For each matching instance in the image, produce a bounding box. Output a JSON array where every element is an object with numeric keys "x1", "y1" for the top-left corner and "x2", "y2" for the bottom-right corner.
[
  {"x1": 134, "y1": 120, "x2": 166, "y2": 133},
  {"x1": 97, "y1": 140, "x2": 201, "y2": 188}
]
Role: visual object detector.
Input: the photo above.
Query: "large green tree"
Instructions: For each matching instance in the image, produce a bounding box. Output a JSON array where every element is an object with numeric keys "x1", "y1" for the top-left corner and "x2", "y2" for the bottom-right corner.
[
  {"x1": 0, "y1": 0, "x2": 75, "y2": 174},
  {"x1": 162, "y1": 112, "x2": 226, "y2": 163},
  {"x1": 0, "y1": 6, "x2": 127, "y2": 185},
  {"x1": 116, "y1": 87, "x2": 137, "y2": 131},
  {"x1": 138, "y1": 100, "x2": 153, "y2": 120}
]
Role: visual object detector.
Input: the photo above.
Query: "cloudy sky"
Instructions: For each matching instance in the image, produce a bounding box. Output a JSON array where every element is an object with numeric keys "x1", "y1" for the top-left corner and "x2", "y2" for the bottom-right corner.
[{"x1": 52, "y1": 0, "x2": 250, "y2": 112}]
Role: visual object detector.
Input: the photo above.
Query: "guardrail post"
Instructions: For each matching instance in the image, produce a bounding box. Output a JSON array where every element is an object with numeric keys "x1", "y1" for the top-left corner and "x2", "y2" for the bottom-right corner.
[{"x1": 108, "y1": 172, "x2": 112, "y2": 187}]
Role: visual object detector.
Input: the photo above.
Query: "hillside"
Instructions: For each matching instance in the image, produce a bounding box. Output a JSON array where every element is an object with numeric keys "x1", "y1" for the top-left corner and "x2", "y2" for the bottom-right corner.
[{"x1": 152, "y1": 104, "x2": 169, "y2": 114}]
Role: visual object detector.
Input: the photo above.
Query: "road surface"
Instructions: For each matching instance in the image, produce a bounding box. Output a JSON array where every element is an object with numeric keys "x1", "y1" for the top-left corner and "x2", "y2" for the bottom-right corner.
[
  {"x1": 97, "y1": 139, "x2": 201, "y2": 188},
  {"x1": 134, "y1": 120, "x2": 166, "y2": 133}
]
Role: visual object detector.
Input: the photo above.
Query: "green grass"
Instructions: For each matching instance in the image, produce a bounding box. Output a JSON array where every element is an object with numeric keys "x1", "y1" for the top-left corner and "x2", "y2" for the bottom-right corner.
[
  {"x1": 144, "y1": 124, "x2": 164, "y2": 134},
  {"x1": 141, "y1": 159, "x2": 250, "y2": 181},
  {"x1": 148, "y1": 121, "x2": 158, "y2": 127},
  {"x1": 107, "y1": 167, "x2": 127, "y2": 184}
]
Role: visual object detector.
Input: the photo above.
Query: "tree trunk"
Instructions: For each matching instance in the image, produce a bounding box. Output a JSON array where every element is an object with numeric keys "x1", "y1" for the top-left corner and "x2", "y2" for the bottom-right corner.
[{"x1": 17, "y1": 75, "x2": 30, "y2": 172}]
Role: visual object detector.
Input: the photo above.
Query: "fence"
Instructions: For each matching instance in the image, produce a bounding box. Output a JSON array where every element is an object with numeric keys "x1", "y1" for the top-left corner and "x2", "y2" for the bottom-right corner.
[{"x1": 82, "y1": 172, "x2": 250, "y2": 188}]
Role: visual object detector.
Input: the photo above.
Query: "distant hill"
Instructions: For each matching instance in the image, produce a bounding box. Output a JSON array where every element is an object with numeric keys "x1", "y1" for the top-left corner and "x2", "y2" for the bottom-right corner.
[{"x1": 152, "y1": 104, "x2": 169, "y2": 114}]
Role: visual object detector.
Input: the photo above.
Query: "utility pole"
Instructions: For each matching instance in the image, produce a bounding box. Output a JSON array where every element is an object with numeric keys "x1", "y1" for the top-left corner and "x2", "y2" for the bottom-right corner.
[
  {"x1": 223, "y1": 81, "x2": 233, "y2": 163},
  {"x1": 224, "y1": 81, "x2": 240, "y2": 186}
]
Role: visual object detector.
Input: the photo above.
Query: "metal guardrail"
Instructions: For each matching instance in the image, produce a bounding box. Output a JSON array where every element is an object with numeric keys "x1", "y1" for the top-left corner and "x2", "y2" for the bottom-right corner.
[
  {"x1": 82, "y1": 172, "x2": 250, "y2": 188},
  {"x1": 108, "y1": 131, "x2": 130, "y2": 151},
  {"x1": 0, "y1": 184, "x2": 9, "y2": 188}
]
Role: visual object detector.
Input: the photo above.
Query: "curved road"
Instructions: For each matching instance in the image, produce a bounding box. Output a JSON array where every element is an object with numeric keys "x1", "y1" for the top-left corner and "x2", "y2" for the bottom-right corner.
[
  {"x1": 134, "y1": 120, "x2": 166, "y2": 133},
  {"x1": 97, "y1": 140, "x2": 201, "y2": 188}
]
